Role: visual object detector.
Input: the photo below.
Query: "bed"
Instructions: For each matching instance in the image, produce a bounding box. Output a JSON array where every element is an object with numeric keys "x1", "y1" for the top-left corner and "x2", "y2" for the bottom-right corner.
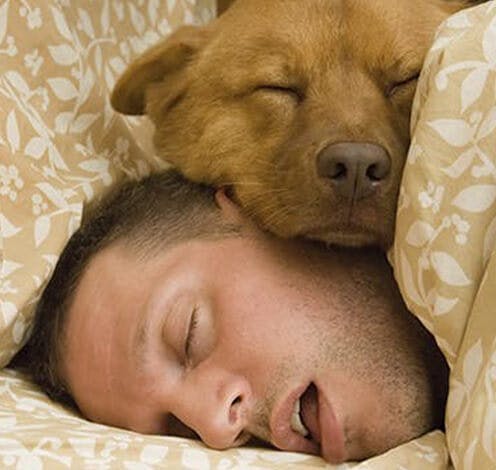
[{"x1": 0, "y1": 1, "x2": 495, "y2": 468}]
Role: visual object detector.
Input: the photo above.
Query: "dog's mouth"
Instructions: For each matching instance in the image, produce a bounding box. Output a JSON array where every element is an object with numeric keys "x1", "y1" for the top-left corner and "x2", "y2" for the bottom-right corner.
[
  {"x1": 305, "y1": 221, "x2": 391, "y2": 248},
  {"x1": 226, "y1": 178, "x2": 394, "y2": 248}
]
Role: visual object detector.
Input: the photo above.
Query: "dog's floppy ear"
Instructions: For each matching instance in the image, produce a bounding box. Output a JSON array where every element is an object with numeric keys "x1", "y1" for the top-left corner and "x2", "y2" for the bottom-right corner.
[{"x1": 111, "y1": 25, "x2": 211, "y2": 115}]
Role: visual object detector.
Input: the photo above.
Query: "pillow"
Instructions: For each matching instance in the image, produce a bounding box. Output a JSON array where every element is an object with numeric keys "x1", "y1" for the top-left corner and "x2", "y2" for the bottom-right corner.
[
  {"x1": 0, "y1": 0, "x2": 216, "y2": 367},
  {"x1": 392, "y1": 2, "x2": 496, "y2": 468}
]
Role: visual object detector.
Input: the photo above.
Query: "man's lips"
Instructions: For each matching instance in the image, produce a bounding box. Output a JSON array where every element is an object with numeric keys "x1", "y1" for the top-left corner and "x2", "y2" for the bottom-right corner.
[
  {"x1": 300, "y1": 383, "x2": 320, "y2": 441},
  {"x1": 269, "y1": 381, "x2": 345, "y2": 463},
  {"x1": 315, "y1": 382, "x2": 346, "y2": 463},
  {"x1": 270, "y1": 382, "x2": 319, "y2": 456}
]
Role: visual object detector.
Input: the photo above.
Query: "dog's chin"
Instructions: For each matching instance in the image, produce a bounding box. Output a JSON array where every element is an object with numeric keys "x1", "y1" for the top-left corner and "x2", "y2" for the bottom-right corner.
[
  {"x1": 237, "y1": 197, "x2": 396, "y2": 249},
  {"x1": 241, "y1": 196, "x2": 396, "y2": 249},
  {"x1": 304, "y1": 224, "x2": 393, "y2": 249}
]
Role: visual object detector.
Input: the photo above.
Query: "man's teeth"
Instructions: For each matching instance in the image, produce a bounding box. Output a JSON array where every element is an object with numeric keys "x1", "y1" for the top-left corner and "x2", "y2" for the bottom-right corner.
[{"x1": 290, "y1": 398, "x2": 309, "y2": 437}]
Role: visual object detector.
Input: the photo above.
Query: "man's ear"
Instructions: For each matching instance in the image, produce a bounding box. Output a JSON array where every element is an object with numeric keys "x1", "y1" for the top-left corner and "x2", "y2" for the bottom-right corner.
[
  {"x1": 215, "y1": 188, "x2": 248, "y2": 225},
  {"x1": 111, "y1": 25, "x2": 211, "y2": 115},
  {"x1": 217, "y1": 0, "x2": 235, "y2": 15}
]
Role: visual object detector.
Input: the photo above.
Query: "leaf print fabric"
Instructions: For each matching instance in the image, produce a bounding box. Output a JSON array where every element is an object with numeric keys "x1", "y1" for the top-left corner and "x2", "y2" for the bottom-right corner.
[
  {"x1": 0, "y1": 0, "x2": 215, "y2": 367},
  {"x1": 393, "y1": 2, "x2": 496, "y2": 468}
]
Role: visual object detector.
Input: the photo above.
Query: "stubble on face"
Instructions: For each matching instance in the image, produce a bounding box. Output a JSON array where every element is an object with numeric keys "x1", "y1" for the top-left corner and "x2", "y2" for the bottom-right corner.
[
  {"x1": 248, "y1": 357, "x2": 300, "y2": 444},
  {"x1": 244, "y1": 246, "x2": 446, "y2": 461}
]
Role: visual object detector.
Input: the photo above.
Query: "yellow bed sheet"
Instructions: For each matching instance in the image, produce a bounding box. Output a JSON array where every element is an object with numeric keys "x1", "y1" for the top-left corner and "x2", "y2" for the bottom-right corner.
[{"x1": 392, "y1": 2, "x2": 496, "y2": 469}]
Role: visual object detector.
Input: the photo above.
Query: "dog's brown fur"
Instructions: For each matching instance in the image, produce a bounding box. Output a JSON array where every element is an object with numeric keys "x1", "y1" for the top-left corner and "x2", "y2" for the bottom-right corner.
[{"x1": 112, "y1": 0, "x2": 482, "y2": 248}]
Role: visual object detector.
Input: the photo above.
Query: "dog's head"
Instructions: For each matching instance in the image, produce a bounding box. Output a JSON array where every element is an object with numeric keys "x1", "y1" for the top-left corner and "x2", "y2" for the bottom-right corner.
[{"x1": 112, "y1": 0, "x2": 479, "y2": 248}]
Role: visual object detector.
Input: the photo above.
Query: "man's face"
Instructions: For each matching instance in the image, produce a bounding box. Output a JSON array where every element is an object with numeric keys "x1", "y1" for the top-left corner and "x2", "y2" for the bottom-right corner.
[{"x1": 62, "y1": 226, "x2": 442, "y2": 463}]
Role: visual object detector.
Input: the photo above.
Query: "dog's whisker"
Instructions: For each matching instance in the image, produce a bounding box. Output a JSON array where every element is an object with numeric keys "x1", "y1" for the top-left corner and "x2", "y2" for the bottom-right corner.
[
  {"x1": 221, "y1": 181, "x2": 267, "y2": 187},
  {"x1": 242, "y1": 188, "x2": 293, "y2": 197},
  {"x1": 258, "y1": 199, "x2": 295, "y2": 230},
  {"x1": 243, "y1": 196, "x2": 287, "y2": 222}
]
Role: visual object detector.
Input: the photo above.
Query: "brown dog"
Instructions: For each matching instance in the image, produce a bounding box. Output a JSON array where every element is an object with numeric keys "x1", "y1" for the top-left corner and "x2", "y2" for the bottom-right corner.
[{"x1": 111, "y1": 0, "x2": 483, "y2": 248}]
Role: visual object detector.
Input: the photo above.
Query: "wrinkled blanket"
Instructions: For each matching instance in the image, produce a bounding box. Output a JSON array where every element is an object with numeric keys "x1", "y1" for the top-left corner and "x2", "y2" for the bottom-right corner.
[{"x1": 392, "y1": 2, "x2": 496, "y2": 469}]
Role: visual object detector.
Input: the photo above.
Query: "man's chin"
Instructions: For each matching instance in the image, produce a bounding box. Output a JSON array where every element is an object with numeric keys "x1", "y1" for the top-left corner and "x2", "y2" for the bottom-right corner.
[
  {"x1": 245, "y1": 434, "x2": 351, "y2": 464},
  {"x1": 245, "y1": 436, "x2": 274, "y2": 450}
]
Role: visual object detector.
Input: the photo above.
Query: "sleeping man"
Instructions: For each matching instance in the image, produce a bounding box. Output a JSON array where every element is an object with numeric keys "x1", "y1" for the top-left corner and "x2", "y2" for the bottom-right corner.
[{"x1": 15, "y1": 170, "x2": 448, "y2": 464}]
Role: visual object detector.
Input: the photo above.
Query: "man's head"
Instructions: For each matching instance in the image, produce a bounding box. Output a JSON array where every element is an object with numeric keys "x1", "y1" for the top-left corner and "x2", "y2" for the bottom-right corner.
[
  {"x1": 17, "y1": 170, "x2": 448, "y2": 464},
  {"x1": 16, "y1": 171, "x2": 242, "y2": 407}
]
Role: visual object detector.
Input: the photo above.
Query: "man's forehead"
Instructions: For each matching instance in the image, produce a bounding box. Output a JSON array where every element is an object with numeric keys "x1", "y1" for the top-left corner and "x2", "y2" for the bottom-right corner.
[{"x1": 64, "y1": 244, "x2": 139, "y2": 362}]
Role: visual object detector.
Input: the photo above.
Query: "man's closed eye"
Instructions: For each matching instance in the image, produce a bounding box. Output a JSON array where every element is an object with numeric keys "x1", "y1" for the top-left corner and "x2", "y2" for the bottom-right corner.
[{"x1": 184, "y1": 306, "x2": 199, "y2": 367}]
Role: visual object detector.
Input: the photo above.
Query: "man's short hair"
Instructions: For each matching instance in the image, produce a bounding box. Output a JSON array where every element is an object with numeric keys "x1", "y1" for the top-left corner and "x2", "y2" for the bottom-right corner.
[{"x1": 12, "y1": 170, "x2": 242, "y2": 408}]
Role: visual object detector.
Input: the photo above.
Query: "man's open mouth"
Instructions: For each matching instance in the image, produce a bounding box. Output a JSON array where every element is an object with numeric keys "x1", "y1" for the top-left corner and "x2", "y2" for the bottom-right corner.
[
  {"x1": 290, "y1": 383, "x2": 318, "y2": 440},
  {"x1": 271, "y1": 381, "x2": 345, "y2": 463}
]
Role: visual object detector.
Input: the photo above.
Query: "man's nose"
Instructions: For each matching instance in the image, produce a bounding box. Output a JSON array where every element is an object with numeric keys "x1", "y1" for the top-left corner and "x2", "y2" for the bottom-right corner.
[{"x1": 177, "y1": 365, "x2": 252, "y2": 450}]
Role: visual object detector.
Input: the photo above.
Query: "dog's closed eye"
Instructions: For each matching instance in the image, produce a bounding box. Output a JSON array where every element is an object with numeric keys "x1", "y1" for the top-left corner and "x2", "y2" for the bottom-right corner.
[
  {"x1": 254, "y1": 84, "x2": 304, "y2": 103},
  {"x1": 386, "y1": 73, "x2": 420, "y2": 99}
]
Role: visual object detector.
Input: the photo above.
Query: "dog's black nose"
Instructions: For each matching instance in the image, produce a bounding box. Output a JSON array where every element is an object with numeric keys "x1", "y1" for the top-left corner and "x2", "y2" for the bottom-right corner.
[{"x1": 316, "y1": 142, "x2": 391, "y2": 200}]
